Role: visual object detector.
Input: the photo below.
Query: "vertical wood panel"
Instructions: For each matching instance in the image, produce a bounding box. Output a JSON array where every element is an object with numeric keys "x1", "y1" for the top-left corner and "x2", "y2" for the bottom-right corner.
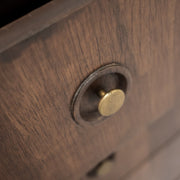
[{"x1": 0, "y1": 0, "x2": 179, "y2": 179}]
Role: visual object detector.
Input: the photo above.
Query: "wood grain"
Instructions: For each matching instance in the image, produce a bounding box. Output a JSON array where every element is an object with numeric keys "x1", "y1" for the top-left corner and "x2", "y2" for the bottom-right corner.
[
  {"x1": 83, "y1": 102, "x2": 180, "y2": 180},
  {"x1": 0, "y1": 0, "x2": 179, "y2": 179}
]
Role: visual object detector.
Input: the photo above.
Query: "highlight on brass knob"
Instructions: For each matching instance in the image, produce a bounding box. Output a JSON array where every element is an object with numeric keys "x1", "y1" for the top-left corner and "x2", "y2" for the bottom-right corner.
[{"x1": 98, "y1": 89, "x2": 125, "y2": 117}]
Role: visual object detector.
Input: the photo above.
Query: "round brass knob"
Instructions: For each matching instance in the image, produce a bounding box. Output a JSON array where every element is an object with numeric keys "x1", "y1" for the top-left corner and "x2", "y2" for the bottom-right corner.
[
  {"x1": 98, "y1": 89, "x2": 125, "y2": 117},
  {"x1": 96, "y1": 160, "x2": 113, "y2": 177}
]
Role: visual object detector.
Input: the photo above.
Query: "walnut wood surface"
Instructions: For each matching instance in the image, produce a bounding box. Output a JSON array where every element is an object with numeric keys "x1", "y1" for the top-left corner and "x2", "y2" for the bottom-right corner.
[{"x1": 0, "y1": 0, "x2": 180, "y2": 179}]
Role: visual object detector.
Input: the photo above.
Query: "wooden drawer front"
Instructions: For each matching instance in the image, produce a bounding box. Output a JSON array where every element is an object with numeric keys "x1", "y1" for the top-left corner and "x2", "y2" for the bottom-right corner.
[{"x1": 0, "y1": 0, "x2": 180, "y2": 179}]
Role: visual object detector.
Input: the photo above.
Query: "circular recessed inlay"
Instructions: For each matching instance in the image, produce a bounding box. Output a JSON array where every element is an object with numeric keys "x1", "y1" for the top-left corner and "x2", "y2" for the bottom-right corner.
[{"x1": 71, "y1": 63, "x2": 132, "y2": 125}]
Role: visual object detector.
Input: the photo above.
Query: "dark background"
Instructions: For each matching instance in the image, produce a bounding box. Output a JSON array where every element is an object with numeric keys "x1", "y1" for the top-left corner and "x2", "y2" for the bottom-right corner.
[{"x1": 0, "y1": 0, "x2": 51, "y2": 28}]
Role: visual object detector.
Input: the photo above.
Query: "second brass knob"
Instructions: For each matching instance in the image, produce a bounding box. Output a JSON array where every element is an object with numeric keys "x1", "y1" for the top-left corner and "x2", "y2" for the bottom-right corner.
[{"x1": 98, "y1": 89, "x2": 125, "y2": 117}]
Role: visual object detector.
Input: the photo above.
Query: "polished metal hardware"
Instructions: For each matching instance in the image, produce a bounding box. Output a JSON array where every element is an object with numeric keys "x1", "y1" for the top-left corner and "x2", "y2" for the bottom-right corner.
[{"x1": 98, "y1": 89, "x2": 125, "y2": 116}]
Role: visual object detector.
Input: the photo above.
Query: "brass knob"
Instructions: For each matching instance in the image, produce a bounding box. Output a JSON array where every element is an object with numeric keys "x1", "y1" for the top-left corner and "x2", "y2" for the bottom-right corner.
[
  {"x1": 98, "y1": 89, "x2": 125, "y2": 117},
  {"x1": 96, "y1": 160, "x2": 113, "y2": 177}
]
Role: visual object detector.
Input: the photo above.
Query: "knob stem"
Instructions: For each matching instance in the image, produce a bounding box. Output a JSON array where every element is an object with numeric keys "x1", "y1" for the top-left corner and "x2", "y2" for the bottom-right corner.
[{"x1": 98, "y1": 90, "x2": 106, "y2": 97}]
